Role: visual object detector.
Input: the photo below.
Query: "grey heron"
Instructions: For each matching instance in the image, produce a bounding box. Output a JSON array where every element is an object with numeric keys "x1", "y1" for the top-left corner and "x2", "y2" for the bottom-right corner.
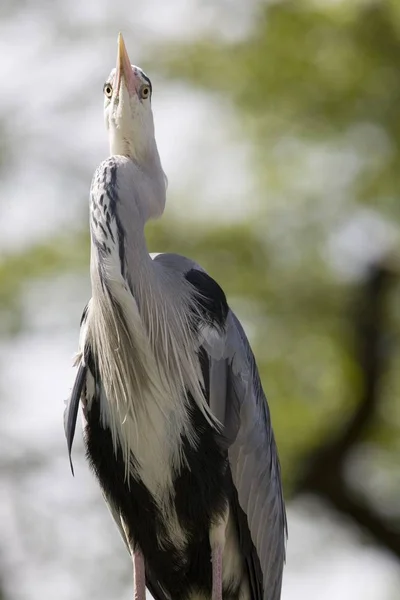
[{"x1": 65, "y1": 33, "x2": 287, "y2": 600}]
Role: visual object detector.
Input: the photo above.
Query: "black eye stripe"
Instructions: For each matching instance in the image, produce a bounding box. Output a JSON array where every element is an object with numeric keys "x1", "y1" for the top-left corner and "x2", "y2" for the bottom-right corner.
[{"x1": 140, "y1": 73, "x2": 152, "y2": 93}]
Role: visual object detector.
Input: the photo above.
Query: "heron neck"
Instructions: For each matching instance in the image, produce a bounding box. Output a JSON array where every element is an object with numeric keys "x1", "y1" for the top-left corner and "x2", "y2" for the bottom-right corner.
[
  {"x1": 135, "y1": 146, "x2": 167, "y2": 222},
  {"x1": 90, "y1": 155, "x2": 166, "y2": 306}
]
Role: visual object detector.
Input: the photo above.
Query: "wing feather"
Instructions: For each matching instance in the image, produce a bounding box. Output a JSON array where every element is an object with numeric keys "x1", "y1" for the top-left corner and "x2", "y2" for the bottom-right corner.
[
  {"x1": 205, "y1": 310, "x2": 287, "y2": 600},
  {"x1": 64, "y1": 362, "x2": 87, "y2": 475}
]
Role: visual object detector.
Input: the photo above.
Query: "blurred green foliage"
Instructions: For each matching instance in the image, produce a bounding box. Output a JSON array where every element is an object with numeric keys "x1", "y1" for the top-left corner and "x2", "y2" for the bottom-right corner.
[
  {"x1": 0, "y1": 0, "x2": 399, "y2": 515},
  {"x1": 155, "y1": 0, "x2": 400, "y2": 211},
  {"x1": 150, "y1": 0, "x2": 400, "y2": 497}
]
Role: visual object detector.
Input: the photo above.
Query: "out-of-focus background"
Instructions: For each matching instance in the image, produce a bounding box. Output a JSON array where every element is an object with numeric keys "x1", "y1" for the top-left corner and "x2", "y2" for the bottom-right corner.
[{"x1": 1, "y1": 0, "x2": 399, "y2": 599}]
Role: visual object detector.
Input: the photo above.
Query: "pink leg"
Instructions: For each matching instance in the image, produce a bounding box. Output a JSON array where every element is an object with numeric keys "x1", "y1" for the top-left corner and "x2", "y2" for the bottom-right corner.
[
  {"x1": 133, "y1": 550, "x2": 146, "y2": 600},
  {"x1": 211, "y1": 543, "x2": 223, "y2": 600}
]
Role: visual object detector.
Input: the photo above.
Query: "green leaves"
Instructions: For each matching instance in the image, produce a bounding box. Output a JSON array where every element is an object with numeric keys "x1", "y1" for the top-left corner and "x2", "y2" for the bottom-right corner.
[{"x1": 153, "y1": 1, "x2": 400, "y2": 213}]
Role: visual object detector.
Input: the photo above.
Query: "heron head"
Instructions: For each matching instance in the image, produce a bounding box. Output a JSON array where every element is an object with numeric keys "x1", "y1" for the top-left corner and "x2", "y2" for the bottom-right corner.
[{"x1": 104, "y1": 34, "x2": 155, "y2": 162}]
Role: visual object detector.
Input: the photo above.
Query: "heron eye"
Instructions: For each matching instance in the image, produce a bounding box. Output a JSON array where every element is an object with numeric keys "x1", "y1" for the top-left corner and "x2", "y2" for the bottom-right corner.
[
  {"x1": 140, "y1": 85, "x2": 151, "y2": 100},
  {"x1": 103, "y1": 83, "x2": 113, "y2": 99}
]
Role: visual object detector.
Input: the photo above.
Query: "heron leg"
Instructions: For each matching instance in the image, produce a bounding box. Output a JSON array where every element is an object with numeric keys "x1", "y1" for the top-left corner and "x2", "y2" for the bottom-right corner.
[
  {"x1": 133, "y1": 550, "x2": 146, "y2": 600},
  {"x1": 121, "y1": 516, "x2": 146, "y2": 600},
  {"x1": 211, "y1": 543, "x2": 223, "y2": 600},
  {"x1": 210, "y1": 506, "x2": 229, "y2": 600}
]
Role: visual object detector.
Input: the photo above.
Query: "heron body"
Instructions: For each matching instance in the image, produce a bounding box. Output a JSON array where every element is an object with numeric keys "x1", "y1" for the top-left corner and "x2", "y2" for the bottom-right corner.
[{"x1": 65, "y1": 35, "x2": 286, "y2": 600}]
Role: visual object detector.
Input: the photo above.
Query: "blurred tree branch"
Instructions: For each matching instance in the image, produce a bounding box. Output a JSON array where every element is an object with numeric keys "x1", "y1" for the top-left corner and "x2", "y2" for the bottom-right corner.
[{"x1": 295, "y1": 258, "x2": 400, "y2": 558}]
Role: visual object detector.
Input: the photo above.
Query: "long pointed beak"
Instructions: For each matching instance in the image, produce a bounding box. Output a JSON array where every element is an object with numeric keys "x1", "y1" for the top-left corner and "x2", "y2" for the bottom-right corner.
[{"x1": 115, "y1": 33, "x2": 137, "y2": 97}]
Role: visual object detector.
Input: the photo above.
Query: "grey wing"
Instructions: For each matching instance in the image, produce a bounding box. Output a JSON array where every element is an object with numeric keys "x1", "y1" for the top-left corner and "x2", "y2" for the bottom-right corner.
[{"x1": 204, "y1": 311, "x2": 287, "y2": 600}]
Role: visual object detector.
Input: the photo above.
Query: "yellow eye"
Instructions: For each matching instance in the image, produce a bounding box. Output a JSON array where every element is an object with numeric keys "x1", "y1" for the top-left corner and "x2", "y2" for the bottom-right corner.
[
  {"x1": 140, "y1": 85, "x2": 151, "y2": 100},
  {"x1": 103, "y1": 83, "x2": 113, "y2": 99}
]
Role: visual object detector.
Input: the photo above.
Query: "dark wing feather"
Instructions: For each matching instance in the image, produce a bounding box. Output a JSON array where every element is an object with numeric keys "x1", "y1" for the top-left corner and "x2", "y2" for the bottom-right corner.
[
  {"x1": 228, "y1": 466, "x2": 264, "y2": 600},
  {"x1": 64, "y1": 362, "x2": 87, "y2": 475},
  {"x1": 64, "y1": 303, "x2": 91, "y2": 474}
]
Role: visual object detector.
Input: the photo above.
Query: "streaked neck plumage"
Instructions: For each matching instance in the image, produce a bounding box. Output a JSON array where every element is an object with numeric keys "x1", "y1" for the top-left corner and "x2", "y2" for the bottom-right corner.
[{"x1": 89, "y1": 151, "x2": 165, "y2": 291}]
